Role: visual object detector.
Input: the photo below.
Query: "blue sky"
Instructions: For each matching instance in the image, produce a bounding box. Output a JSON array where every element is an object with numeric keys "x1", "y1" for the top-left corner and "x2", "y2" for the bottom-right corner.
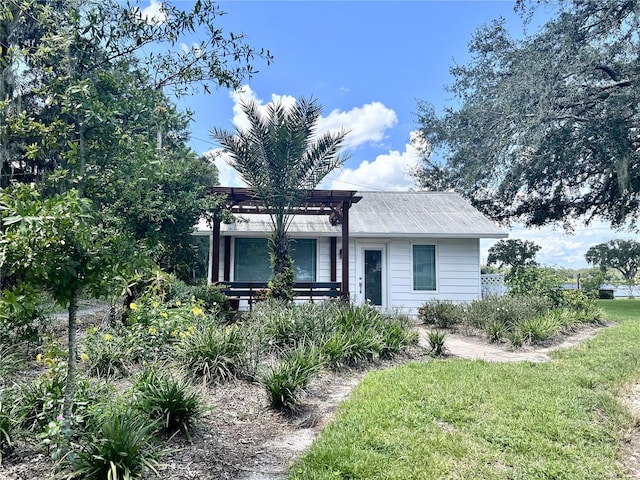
[{"x1": 140, "y1": 0, "x2": 636, "y2": 269}]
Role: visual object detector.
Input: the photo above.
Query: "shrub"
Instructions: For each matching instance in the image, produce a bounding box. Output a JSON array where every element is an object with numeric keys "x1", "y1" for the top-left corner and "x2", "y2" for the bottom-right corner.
[
  {"x1": 517, "y1": 314, "x2": 561, "y2": 344},
  {"x1": 262, "y1": 346, "x2": 323, "y2": 411},
  {"x1": 176, "y1": 323, "x2": 245, "y2": 384},
  {"x1": 0, "y1": 396, "x2": 12, "y2": 464},
  {"x1": 506, "y1": 266, "x2": 564, "y2": 305},
  {"x1": 134, "y1": 369, "x2": 202, "y2": 439},
  {"x1": 486, "y1": 321, "x2": 507, "y2": 343},
  {"x1": 13, "y1": 349, "x2": 113, "y2": 434},
  {"x1": 427, "y1": 330, "x2": 447, "y2": 356},
  {"x1": 418, "y1": 300, "x2": 462, "y2": 328},
  {"x1": 0, "y1": 344, "x2": 24, "y2": 386},
  {"x1": 320, "y1": 331, "x2": 355, "y2": 369},
  {"x1": 124, "y1": 297, "x2": 210, "y2": 363},
  {"x1": 190, "y1": 284, "x2": 231, "y2": 317},
  {"x1": 0, "y1": 282, "x2": 49, "y2": 345},
  {"x1": 82, "y1": 329, "x2": 130, "y2": 378},
  {"x1": 68, "y1": 406, "x2": 160, "y2": 480},
  {"x1": 378, "y1": 320, "x2": 418, "y2": 360}
]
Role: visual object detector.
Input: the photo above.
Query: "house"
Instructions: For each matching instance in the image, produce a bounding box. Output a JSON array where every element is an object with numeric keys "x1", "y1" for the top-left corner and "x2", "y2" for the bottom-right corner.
[{"x1": 195, "y1": 189, "x2": 507, "y2": 315}]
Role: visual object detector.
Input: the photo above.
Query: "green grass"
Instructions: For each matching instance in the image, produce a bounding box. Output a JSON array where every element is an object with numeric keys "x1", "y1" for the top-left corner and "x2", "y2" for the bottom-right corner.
[{"x1": 290, "y1": 300, "x2": 640, "y2": 479}]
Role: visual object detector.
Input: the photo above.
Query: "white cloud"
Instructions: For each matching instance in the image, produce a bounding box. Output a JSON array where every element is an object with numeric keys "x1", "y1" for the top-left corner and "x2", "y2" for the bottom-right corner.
[
  {"x1": 324, "y1": 132, "x2": 422, "y2": 191},
  {"x1": 228, "y1": 86, "x2": 396, "y2": 150},
  {"x1": 134, "y1": 0, "x2": 167, "y2": 25},
  {"x1": 317, "y1": 102, "x2": 398, "y2": 149},
  {"x1": 481, "y1": 220, "x2": 635, "y2": 269},
  {"x1": 202, "y1": 149, "x2": 246, "y2": 187},
  {"x1": 229, "y1": 86, "x2": 296, "y2": 132}
]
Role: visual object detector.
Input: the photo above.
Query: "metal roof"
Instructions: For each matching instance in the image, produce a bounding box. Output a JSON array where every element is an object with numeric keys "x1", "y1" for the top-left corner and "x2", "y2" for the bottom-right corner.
[{"x1": 198, "y1": 191, "x2": 507, "y2": 239}]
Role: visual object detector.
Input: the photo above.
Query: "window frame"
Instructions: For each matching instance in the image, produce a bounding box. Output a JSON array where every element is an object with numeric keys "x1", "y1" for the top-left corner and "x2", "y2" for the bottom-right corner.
[
  {"x1": 232, "y1": 237, "x2": 318, "y2": 282},
  {"x1": 412, "y1": 243, "x2": 438, "y2": 292}
]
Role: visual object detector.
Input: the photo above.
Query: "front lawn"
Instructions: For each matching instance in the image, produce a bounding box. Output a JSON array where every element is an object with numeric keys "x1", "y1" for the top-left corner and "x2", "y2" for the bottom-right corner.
[{"x1": 290, "y1": 300, "x2": 640, "y2": 480}]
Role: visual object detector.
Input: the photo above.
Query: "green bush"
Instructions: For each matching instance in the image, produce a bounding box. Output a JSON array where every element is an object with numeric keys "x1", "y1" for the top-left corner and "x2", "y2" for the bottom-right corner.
[
  {"x1": 0, "y1": 282, "x2": 49, "y2": 345},
  {"x1": 506, "y1": 266, "x2": 564, "y2": 305},
  {"x1": 134, "y1": 369, "x2": 202, "y2": 439},
  {"x1": 82, "y1": 329, "x2": 130, "y2": 378},
  {"x1": 261, "y1": 346, "x2": 323, "y2": 411},
  {"x1": 0, "y1": 344, "x2": 24, "y2": 385},
  {"x1": 378, "y1": 320, "x2": 418, "y2": 360},
  {"x1": 517, "y1": 314, "x2": 561, "y2": 344},
  {"x1": 13, "y1": 349, "x2": 113, "y2": 434},
  {"x1": 176, "y1": 323, "x2": 245, "y2": 384},
  {"x1": 486, "y1": 321, "x2": 507, "y2": 343},
  {"x1": 0, "y1": 396, "x2": 12, "y2": 464},
  {"x1": 427, "y1": 330, "x2": 447, "y2": 356},
  {"x1": 190, "y1": 284, "x2": 231, "y2": 316},
  {"x1": 418, "y1": 300, "x2": 463, "y2": 328},
  {"x1": 68, "y1": 406, "x2": 160, "y2": 480}
]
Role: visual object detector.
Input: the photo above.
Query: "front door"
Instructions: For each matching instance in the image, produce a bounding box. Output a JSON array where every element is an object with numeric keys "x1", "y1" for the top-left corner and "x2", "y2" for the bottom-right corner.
[{"x1": 357, "y1": 244, "x2": 387, "y2": 306}]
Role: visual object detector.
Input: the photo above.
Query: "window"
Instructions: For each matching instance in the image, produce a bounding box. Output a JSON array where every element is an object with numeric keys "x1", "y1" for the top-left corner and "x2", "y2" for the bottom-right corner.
[
  {"x1": 234, "y1": 238, "x2": 271, "y2": 282},
  {"x1": 413, "y1": 244, "x2": 436, "y2": 291},
  {"x1": 234, "y1": 238, "x2": 317, "y2": 282}
]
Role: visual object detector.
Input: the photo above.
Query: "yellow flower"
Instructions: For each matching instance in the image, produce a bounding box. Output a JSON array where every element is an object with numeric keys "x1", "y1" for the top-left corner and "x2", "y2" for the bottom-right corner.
[
  {"x1": 171, "y1": 329, "x2": 179, "y2": 337},
  {"x1": 130, "y1": 302, "x2": 138, "y2": 311},
  {"x1": 192, "y1": 306, "x2": 204, "y2": 316},
  {"x1": 148, "y1": 327, "x2": 157, "y2": 335},
  {"x1": 176, "y1": 300, "x2": 182, "y2": 306},
  {"x1": 36, "y1": 353, "x2": 43, "y2": 363},
  {"x1": 104, "y1": 333, "x2": 112, "y2": 341},
  {"x1": 152, "y1": 301, "x2": 159, "y2": 308},
  {"x1": 80, "y1": 353, "x2": 89, "y2": 363},
  {"x1": 160, "y1": 312, "x2": 168, "y2": 318},
  {"x1": 188, "y1": 325, "x2": 195, "y2": 333}
]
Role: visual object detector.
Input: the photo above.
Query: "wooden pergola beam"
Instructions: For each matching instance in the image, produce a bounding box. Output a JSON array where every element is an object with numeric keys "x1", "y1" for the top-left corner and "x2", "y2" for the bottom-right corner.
[{"x1": 208, "y1": 187, "x2": 361, "y2": 298}]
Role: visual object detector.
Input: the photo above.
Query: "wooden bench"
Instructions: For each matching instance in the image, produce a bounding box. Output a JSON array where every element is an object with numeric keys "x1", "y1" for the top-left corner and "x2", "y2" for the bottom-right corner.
[{"x1": 220, "y1": 281, "x2": 342, "y2": 310}]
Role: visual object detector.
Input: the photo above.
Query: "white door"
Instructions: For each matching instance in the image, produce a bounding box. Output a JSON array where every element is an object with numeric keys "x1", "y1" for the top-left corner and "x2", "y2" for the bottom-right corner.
[{"x1": 356, "y1": 244, "x2": 387, "y2": 307}]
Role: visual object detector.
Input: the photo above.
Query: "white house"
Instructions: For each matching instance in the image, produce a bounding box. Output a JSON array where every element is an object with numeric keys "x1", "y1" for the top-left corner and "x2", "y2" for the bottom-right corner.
[{"x1": 196, "y1": 189, "x2": 507, "y2": 315}]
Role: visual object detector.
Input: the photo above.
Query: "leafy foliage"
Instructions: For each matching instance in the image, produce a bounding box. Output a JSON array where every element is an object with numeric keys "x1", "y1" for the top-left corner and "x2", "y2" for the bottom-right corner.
[
  {"x1": 426, "y1": 330, "x2": 447, "y2": 356},
  {"x1": 261, "y1": 345, "x2": 324, "y2": 411},
  {"x1": 414, "y1": 0, "x2": 640, "y2": 229},
  {"x1": 585, "y1": 239, "x2": 640, "y2": 282},
  {"x1": 134, "y1": 369, "x2": 202, "y2": 440},
  {"x1": 176, "y1": 322, "x2": 245, "y2": 384},
  {"x1": 487, "y1": 239, "x2": 541, "y2": 269},
  {"x1": 68, "y1": 406, "x2": 160, "y2": 480}
]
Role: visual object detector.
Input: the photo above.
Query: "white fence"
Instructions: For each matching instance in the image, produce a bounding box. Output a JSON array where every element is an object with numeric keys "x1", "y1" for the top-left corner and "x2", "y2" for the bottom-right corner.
[{"x1": 481, "y1": 273, "x2": 507, "y2": 298}]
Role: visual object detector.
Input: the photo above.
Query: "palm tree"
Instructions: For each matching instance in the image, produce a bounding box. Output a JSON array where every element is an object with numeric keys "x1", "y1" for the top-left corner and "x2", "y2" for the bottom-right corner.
[{"x1": 211, "y1": 96, "x2": 348, "y2": 300}]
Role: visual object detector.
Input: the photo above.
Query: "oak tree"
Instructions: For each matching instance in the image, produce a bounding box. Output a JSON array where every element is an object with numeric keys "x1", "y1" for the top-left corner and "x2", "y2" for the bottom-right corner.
[{"x1": 415, "y1": 0, "x2": 640, "y2": 229}]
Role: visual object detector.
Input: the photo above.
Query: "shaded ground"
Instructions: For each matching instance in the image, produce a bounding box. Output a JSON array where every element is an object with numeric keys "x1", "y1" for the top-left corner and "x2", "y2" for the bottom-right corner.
[{"x1": 3, "y1": 315, "x2": 639, "y2": 480}]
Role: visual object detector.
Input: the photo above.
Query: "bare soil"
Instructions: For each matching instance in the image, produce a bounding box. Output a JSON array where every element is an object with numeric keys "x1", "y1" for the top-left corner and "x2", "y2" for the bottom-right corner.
[{"x1": 2, "y1": 314, "x2": 639, "y2": 480}]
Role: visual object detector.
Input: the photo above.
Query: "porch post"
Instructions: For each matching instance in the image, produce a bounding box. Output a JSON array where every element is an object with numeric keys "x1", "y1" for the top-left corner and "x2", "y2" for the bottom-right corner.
[
  {"x1": 341, "y1": 200, "x2": 350, "y2": 299},
  {"x1": 330, "y1": 237, "x2": 337, "y2": 282},
  {"x1": 223, "y1": 236, "x2": 232, "y2": 282},
  {"x1": 210, "y1": 219, "x2": 221, "y2": 283}
]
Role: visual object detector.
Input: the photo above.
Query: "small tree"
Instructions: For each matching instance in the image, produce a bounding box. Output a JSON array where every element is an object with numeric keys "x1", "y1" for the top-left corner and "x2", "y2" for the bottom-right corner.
[
  {"x1": 0, "y1": 184, "x2": 139, "y2": 430},
  {"x1": 211, "y1": 97, "x2": 348, "y2": 300},
  {"x1": 487, "y1": 239, "x2": 541, "y2": 270}
]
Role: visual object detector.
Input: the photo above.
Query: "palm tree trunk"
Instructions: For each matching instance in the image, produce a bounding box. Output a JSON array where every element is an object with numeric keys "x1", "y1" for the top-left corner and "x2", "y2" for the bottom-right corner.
[{"x1": 269, "y1": 221, "x2": 294, "y2": 301}]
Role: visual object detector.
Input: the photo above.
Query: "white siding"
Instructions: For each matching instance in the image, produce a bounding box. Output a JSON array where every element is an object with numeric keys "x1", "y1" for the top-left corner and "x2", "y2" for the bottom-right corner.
[
  {"x1": 350, "y1": 237, "x2": 481, "y2": 316},
  {"x1": 212, "y1": 234, "x2": 482, "y2": 316}
]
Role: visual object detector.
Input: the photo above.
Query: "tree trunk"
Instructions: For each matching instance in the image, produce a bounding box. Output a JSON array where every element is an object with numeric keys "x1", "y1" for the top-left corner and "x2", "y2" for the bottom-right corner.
[
  {"x1": 63, "y1": 288, "x2": 78, "y2": 430},
  {"x1": 268, "y1": 225, "x2": 294, "y2": 301}
]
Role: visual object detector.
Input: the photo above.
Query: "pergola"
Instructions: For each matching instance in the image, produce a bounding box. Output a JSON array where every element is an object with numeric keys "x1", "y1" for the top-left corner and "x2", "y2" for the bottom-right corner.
[{"x1": 208, "y1": 187, "x2": 362, "y2": 297}]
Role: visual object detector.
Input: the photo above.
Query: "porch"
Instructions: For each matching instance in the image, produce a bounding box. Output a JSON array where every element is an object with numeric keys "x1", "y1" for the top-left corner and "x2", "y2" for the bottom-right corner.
[{"x1": 207, "y1": 187, "x2": 362, "y2": 300}]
